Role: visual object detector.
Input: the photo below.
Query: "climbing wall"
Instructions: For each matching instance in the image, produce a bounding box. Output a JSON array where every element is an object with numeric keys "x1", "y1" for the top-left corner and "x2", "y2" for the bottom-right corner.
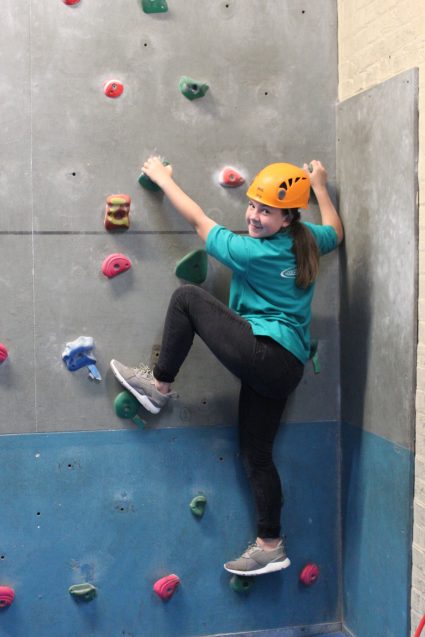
[
  {"x1": 0, "y1": 0, "x2": 339, "y2": 434},
  {"x1": 0, "y1": 1, "x2": 340, "y2": 636},
  {"x1": 337, "y1": 69, "x2": 418, "y2": 637}
]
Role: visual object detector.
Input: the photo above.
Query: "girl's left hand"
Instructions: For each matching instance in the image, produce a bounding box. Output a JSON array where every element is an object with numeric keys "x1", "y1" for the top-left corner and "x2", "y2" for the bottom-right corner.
[
  {"x1": 304, "y1": 160, "x2": 327, "y2": 190},
  {"x1": 142, "y1": 156, "x2": 173, "y2": 185}
]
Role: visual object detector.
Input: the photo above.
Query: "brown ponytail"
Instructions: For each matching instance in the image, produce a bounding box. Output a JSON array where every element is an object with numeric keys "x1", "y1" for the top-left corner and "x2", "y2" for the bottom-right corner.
[{"x1": 287, "y1": 209, "x2": 320, "y2": 289}]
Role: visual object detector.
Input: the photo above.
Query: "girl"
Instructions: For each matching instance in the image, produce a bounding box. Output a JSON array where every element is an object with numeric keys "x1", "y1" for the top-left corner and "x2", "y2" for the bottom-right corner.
[{"x1": 111, "y1": 157, "x2": 343, "y2": 576}]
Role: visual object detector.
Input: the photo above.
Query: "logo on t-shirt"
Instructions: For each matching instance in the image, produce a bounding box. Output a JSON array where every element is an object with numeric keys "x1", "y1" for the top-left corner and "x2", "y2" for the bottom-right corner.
[{"x1": 280, "y1": 267, "x2": 297, "y2": 278}]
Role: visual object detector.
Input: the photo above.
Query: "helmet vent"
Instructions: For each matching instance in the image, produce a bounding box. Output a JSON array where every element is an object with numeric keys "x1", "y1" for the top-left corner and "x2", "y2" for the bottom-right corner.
[
  {"x1": 279, "y1": 181, "x2": 288, "y2": 190},
  {"x1": 288, "y1": 178, "x2": 293, "y2": 186}
]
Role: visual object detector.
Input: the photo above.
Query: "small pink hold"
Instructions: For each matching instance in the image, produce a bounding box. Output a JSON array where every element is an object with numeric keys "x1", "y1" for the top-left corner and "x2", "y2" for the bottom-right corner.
[
  {"x1": 104, "y1": 80, "x2": 124, "y2": 99},
  {"x1": 300, "y1": 563, "x2": 320, "y2": 586},
  {"x1": 102, "y1": 254, "x2": 132, "y2": 278},
  {"x1": 219, "y1": 167, "x2": 245, "y2": 188},
  {"x1": 0, "y1": 344, "x2": 9, "y2": 364},
  {"x1": 153, "y1": 574, "x2": 180, "y2": 601},
  {"x1": 0, "y1": 586, "x2": 15, "y2": 608}
]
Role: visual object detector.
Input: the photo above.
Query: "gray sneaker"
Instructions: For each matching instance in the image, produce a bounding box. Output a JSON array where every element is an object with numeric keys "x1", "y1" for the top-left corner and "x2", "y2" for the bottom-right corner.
[
  {"x1": 224, "y1": 540, "x2": 290, "y2": 576},
  {"x1": 110, "y1": 359, "x2": 170, "y2": 414}
]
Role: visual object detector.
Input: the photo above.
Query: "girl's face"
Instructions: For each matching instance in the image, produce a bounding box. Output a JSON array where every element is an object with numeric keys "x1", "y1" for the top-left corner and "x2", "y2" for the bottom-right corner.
[{"x1": 245, "y1": 200, "x2": 291, "y2": 238}]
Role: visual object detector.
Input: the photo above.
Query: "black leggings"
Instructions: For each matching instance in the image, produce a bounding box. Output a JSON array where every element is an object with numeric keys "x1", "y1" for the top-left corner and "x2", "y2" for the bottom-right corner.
[{"x1": 154, "y1": 285, "x2": 304, "y2": 538}]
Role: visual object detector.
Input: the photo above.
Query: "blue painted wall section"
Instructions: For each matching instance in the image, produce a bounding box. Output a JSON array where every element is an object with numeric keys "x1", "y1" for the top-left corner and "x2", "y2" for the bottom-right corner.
[
  {"x1": 341, "y1": 422, "x2": 414, "y2": 637},
  {"x1": 0, "y1": 422, "x2": 339, "y2": 637}
]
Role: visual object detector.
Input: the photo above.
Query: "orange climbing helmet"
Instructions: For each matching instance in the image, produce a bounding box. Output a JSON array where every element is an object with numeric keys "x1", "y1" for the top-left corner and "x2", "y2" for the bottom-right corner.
[{"x1": 246, "y1": 163, "x2": 310, "y2": 209}]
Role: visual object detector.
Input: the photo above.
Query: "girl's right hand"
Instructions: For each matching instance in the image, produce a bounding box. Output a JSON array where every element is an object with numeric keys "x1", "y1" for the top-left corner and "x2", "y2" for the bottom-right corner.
[
  {"x1": 304, "y1": 160, "x2": 327, "y2": 191},
  {"x1": 142, "y1": 156, "x2": 173, "y2": 186}
]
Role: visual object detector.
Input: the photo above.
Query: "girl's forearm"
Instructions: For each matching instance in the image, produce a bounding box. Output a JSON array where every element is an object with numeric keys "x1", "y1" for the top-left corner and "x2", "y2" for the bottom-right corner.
[{"x1": 313, "y1": 185, "x2": 344, "y2": 244}]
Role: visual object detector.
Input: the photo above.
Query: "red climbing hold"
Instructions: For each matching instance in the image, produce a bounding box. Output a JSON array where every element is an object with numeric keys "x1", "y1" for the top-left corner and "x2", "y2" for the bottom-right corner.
[
  {"x1": 153, "y1": 574, "x2": 180, "y2": 600},
  {"x1": 219, "y1": 167, "x2": 245, "y2": 188},
  {"x1": 104, "y1": 80, "x2": 124, "y2": 99},
  {"x1": 102, "y1": 254, "x2": 132, "y2": 278},
  {"x1": 0, "y1": 587, "x2": 15, "y2": 608},
  {"x1": 63, "y1": 0, "x2": 81, "y2": 4},
  {"x1": 0, "y1": 344, "x2": 9, "y2": 363},
  {"x1": 299, "y1": 563, "x2": 320, "y2": 586}
]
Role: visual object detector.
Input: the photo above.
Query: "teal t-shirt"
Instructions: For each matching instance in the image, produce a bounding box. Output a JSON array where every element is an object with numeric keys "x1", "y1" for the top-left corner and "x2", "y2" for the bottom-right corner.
[{"x1": 205, "y1": 222, "x2": 337, "y2": 363}]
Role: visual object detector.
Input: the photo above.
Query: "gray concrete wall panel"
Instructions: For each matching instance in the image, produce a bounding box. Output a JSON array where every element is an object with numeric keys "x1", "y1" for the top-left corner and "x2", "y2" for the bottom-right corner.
[
  {"x1": 0, "y1": 0, "x2": 339, "y2": 433},
  {"x1": 337, "y1": 69, "x2": 418, "y2": 449}
]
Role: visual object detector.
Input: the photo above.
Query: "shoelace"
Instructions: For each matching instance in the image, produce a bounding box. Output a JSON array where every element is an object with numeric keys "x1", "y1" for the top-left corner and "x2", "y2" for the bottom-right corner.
[{"x1": 136, "y1": 364, "x2": 154, "y2": 381}]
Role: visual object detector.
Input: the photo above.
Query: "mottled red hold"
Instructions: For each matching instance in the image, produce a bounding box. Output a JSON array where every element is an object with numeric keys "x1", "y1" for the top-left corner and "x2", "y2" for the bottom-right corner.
[
  {"x1": 0, "y1": 344, "x2": 9, "y2": 363},
  {"x1": 153, "y1": 574, "x2": 180, "y2": 600},
  {"x1": 63, "y1": 0, "x2": 81, "y2": 5},
  {"x1": 0, "y1": 586, "x2": 15, "y2": 608},
  {"x1": 104, "y1": 80, "x2": 124, "y2": 99},
  {"x1": 299, "y1": 563, "x2": 320, "y2": 586},
  {"x1": 219, "y1": 167, "x2": 245, "y2": 188}
]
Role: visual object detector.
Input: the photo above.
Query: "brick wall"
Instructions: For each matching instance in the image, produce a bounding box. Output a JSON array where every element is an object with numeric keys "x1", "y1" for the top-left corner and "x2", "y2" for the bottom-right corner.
[{"x1": 338, "y1": 0, "x2": 425, "y2": 632}]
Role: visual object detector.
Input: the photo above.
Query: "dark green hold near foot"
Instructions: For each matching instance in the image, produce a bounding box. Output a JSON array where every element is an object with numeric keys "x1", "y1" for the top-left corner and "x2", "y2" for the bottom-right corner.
[
  {"x1": 175, "y1": 249, "x2": 208, "y2": 284},
  {"x1": 142, "y1": 0, "x2": 168, "y2": 13},
  {"x1": 190, "y1": 494, "x2": 207, "y2": 517},
  {"x1": 114, "y1": 391, "x2": 146, "y2": 428},
  {"x1": 179, "y1": 76, "x2": 209, "y2": 101},
  {"x1": 138, "y1": 160, "x2": 170, "y2": 192},
  {"x1": 69, "y1": 583, "x2": 97, "y2": 601},
  {"x1": 229, "y1": 575, "x2": 254, "y2": 594}
]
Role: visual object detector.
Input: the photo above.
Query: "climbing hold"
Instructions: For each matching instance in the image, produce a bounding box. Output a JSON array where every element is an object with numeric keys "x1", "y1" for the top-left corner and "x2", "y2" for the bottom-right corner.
[
  {"x1": 219, "y1": 167, "x2": 245, "y2": 188},
  {"x1": 0, "y1": 344, "x2": 9, "y2": 363},
  {"x1": 138, "y1": 160, "x2": 170, "y2": 192},
  {"x1": 0, "y1": 587, "x2": 15, "y2": 608},
  {"x1": 63, "y1": 0, "x2": 80, "y2": 4},
  {"x1": 114, "y1": 391, "x2": 146, "y2": 428},
  {"x1": 103, "y1": 80, "x2": 124, "y2": 99},
  {"x1": 153, "y1": 574, "x2": 180, "y2": 600},
  {"x1": 69, "y1": 583, "x2": 97, "y2": 601},
  {"x1": 299, "y1": 563, "x2": 320, "y2": 586},
  {"x1": 229, "y1": 575, "x2": 254, "y2": 594},
  {"x1": 102, "y1": 254, "x2": 132, "y2": 279},
  {"x1": 309, "y1": 340, "x2": 320, "y2": 374},
  {"x1": 179, "y1": 76, "x2": 209, "y2": 101},
  {"x1": 189, "y1": 495, "x2": 207, "y2": 518},
  {"x1": 175, "y1": 249, "x2": 208, "y2": 284},
  {"x1": 104, "y1": 195, "x2": 131, "y2": 231},
  {"x1": 142, "y1": 0, "x2": 168, "y2": 13},
  {"x1": 62, "y1": 336, "x2": 102, "y2": 382}
]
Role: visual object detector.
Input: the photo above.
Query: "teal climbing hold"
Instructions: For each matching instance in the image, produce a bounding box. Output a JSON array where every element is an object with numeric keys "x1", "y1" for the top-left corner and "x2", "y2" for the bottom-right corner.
[
  {"x1": 69, "y1": 583, "x2": 97, "y2": 601},
  {"x1": 229, "y1": 575, "x2": 254, "y2": 594},
  {"x1": 175, "y1": 249, "x2": 208, "y2": 284},
  {"x1": 114, "y1": 391, "x2": 146, "y2": 428},
  {"x1": 138, "y1": 160, "x2": 170, "y2": 192},
  {"x1": 189, "y1": 494, "x2": 207, "y2": 518},
  {"x1": 179, "y1": 76, "x2": 209, "y2": 101},
  {"x1": 142, "y1": 0, "x2": 168, "y2": 13}
]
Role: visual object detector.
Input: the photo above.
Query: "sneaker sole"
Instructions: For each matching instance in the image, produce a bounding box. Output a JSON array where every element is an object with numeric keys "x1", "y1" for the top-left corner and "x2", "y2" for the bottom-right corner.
[
  {"x1": 223, "y1": 557, "x2": 291, "y2": 577},
  {"x1": 110, "y1": 360, "x2": 161, "y2": 415}
]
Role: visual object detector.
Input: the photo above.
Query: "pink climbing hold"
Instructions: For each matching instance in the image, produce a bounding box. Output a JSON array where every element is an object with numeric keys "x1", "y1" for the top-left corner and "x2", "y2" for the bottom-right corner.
[
  {"x1": 0, "y1": 586, "x2": 15, "y2": 608},
  {"x1": 219, "y1": 167, "x2": 245, "y2": 188},
  {"x1": 102, "y1": 254, "x2": 132, "y2": 278},
  {"x1": 153, "y1": 574, "x2": 180, "y2": 600},
  {"x1": 104, "y1": 80, "x2": 124, "y2": 99},
  {"x1": 0, "y1": 344, "x2": 9, "y2": 363},
  {"x1": 299, "y1": 563, "x2": 320, "y2": 586}
]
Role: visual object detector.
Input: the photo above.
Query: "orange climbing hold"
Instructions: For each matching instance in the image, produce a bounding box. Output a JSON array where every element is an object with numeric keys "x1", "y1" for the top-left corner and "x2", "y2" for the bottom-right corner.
[{"x1": 153, "y1": 574, "x2": 180, "y2": 600}]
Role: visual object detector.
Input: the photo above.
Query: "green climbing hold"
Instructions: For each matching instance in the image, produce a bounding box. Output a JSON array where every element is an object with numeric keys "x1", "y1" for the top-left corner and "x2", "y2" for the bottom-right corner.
[
  {"x1": 138, "y1": 160, "x2": 170, "y2": 192},
  {"x1": 189, "y1": 494, "x2": 207, "y2": 518},
  {"x1": 175, "y1": 249, "x2": 208, "y2": 284},
  {"x1": 142, "y1": 0, "x2": 168, "y2": 13},
  {"x1": 69, "y1": 583, "x2": 97, "y2": 601},
  {"x1": 179, "y1": 76, "x2": 209, "y2": 101},
  {"x1": 114, "y1": 391, "x2": 146, "y2": 428},
  {"x1": 229, "y1": 575, "x2": 254, "y2": 594},
  {"x1": 309, "y1": 339, "x2": 320, "y2": 374}
]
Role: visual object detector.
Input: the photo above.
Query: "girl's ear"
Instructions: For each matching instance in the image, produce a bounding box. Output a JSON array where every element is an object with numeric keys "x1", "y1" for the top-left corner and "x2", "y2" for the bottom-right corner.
[{"x1": 281, "y1": 210, "x2": 293, "y2": 228}]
